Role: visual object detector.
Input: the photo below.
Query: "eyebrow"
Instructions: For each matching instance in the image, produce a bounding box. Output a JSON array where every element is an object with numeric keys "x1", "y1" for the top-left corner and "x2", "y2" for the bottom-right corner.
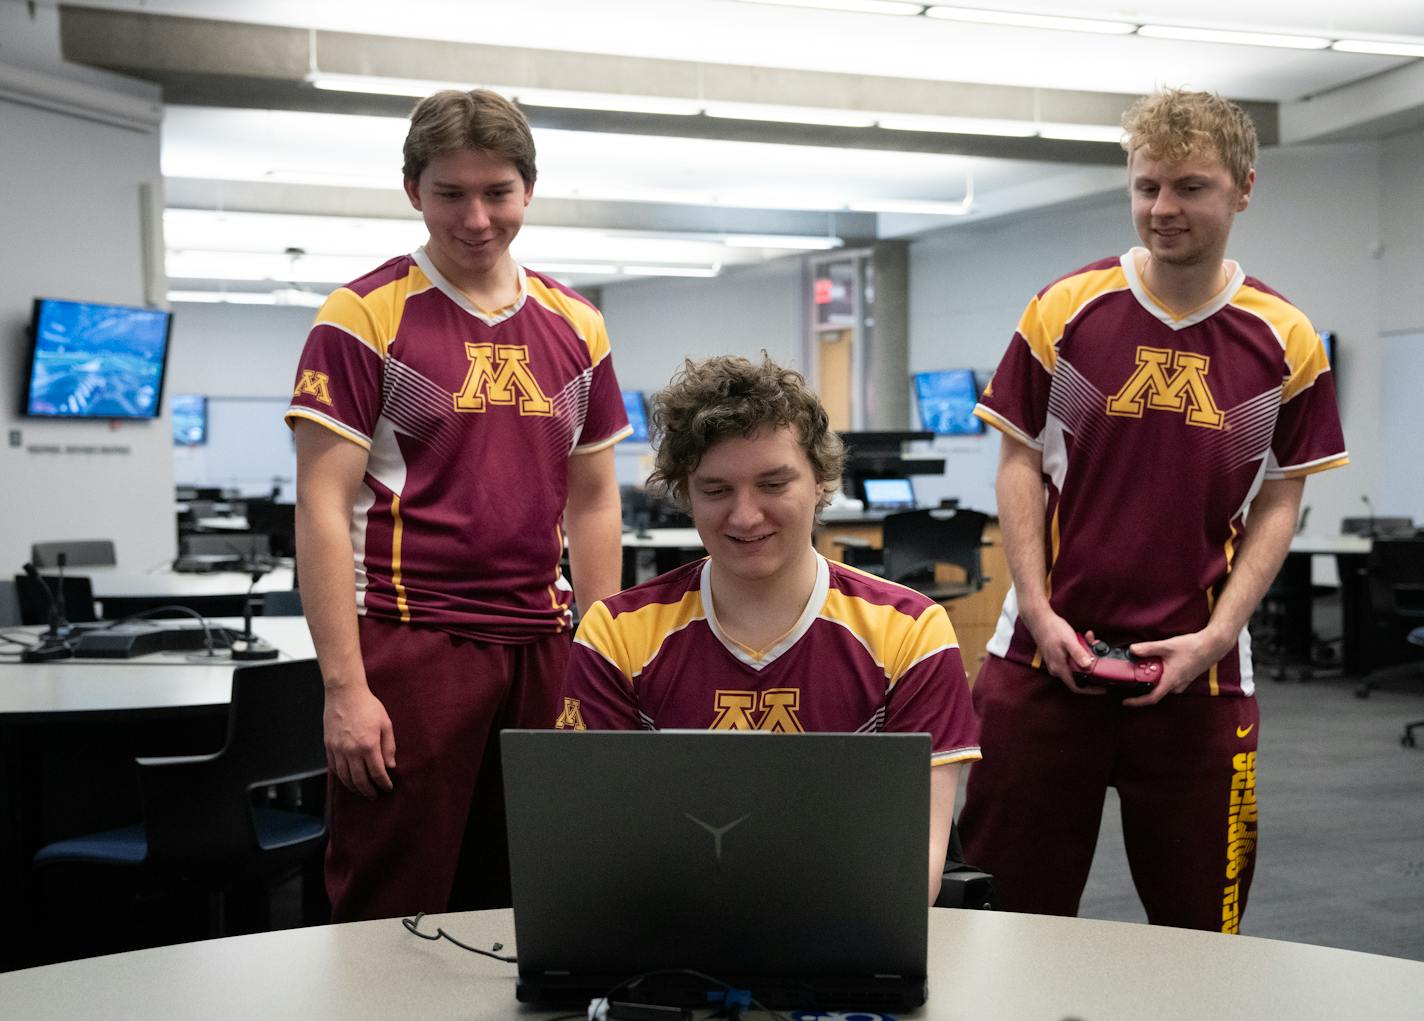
[{"x1": 693, "y1": 465, "x2": 799, "y2": 485}]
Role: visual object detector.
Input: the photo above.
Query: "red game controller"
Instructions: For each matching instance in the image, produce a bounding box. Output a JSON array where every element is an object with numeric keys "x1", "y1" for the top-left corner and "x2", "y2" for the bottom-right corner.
[{"x1": 1073, "y1": 634, "x2": 1163, "y2": 694}]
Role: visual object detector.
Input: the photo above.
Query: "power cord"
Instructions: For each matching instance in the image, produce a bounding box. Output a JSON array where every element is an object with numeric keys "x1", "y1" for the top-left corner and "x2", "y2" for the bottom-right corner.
[{"x1": 400, "y1": 912, "x2": 517, "y2": 962}]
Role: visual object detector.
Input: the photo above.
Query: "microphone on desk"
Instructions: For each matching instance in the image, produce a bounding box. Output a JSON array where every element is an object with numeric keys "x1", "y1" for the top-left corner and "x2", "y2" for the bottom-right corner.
[
  {"x1": 230, "y1": 569, "x2": 279, "y2": 662},
  {"x1": 20, "y1": 560, "x2": 76, "y2": 662},
  {"x1": 1361, "y1": 494, "x2": 1377, "y2": 538}
]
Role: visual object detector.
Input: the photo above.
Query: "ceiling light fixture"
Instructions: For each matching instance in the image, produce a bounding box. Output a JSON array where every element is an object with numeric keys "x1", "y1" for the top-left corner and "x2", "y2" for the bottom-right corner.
[
  {"x1": 877, "y1": 114, "x2": 1037, "y2": 137},
  {"x1": 704, "y1": 102, "x2": 878, "y2": 128},
  {"x1": 1331, "y1": 38, "x2": 1424, "y2": 58},
  {"x1": 306, "y1": 72, "x2": 490, "y2": 98},
  {"x1": 720, "y1": 233, "x2": 843, "y2": 250},
  {"x1": 1036, "y1": 123, "x2": 1125, "y2": 144},
  {"x1": 622, "y1": 264, "x2": 724, "y2": 278},
  {"x1": 1135, "y1": 25, "x2": 1330, "y2": 49},
  {"x1": 514, "y1": 90, "x2": 703, "y2": 116},
  {"x1": 735, "y1": 0, "x2": 925, "y2": 16},
  {"x1": 924, "y1": 5, "x2": 1135, "y2": 34}
]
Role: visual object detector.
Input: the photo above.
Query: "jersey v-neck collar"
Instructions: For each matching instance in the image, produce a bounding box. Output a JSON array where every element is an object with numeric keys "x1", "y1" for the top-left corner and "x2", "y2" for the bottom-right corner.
[
  {"x1": 700, "y1": 553, "x2": 830, "y2": 671},
  {"x1": 412, "y1": 246, "x2": 528, "y2": 326},
  {"x1": 1120, "y1": 247, "x2": 1244, "y2": 331}
]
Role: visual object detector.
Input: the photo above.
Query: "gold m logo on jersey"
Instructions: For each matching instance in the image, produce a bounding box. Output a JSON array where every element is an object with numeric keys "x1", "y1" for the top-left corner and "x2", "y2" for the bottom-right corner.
[
  {"x1": 453, "y1": 343, "x2": 553, "y2": 415},
  {"x1": 1106, "y1": 346, "x2": 1225, "y2": 429},
  {"x1": 554, "y1": 697, "x2": 586, "y2": 731},
  {"x1": 293, "y1": 369, "x2": 333, "y2": 405},
  {"x1": 710, "y1": 688, "x2": 805, "y2": 733}
]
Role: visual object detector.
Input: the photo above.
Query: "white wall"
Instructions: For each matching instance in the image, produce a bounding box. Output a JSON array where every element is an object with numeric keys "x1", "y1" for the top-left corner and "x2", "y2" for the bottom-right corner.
[
  {"x1": 0, "y1": 56, "x2": 172, "y2": 572},
  {"x1": 907, "y1": 140, "x2": 1394, "y2": 533},
  {"x1": 166, "y1": 301, "x2": 316, "y2": 398}
]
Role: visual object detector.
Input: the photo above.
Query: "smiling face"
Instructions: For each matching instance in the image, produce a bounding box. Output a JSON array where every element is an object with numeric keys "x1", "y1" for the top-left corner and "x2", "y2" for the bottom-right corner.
[
  {"x1": 688, "y1": 425, "x2": 825, "y2": 590},
  {"x1": 1130, "y1": 146, "x2": 1253, "y2": 271},
  {"x1": 403, "y1": 147, "x2": 533, "y2": 294}
]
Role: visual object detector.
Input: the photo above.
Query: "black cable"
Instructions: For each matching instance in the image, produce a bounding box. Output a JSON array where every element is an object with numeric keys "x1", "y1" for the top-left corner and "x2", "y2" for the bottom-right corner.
[
  {"x1": 591, "y1": 968, "x2": 793, "y2": 1021},
  {"x1": 400, "y1": 912, "x2": 518, "y2": 962}
]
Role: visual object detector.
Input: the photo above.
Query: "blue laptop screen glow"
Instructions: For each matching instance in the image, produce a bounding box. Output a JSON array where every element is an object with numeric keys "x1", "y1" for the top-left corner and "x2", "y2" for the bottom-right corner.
[
  {"x1": 172, "y1": 393, "x2": 208, "y2": 446},
  {"x1": 914, "y1": 369, "x2": 984, "y2": 436},
  {"x1": 863, "y1": 477, "x2": 915, "y2": 509}
]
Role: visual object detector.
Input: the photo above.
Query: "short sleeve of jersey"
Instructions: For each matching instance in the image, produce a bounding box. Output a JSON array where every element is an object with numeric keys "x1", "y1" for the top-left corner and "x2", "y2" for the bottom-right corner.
[
  {"x1": 577, "y1": 328, "x2": 630, "y2": 452},
  {"x1": 1267, "y1": 324, "x2": 1348, "y2": 479},
  {"x1": 882, "y1": 601, "x2": 981, "y2": 765},
  {"x1": 975, "y1": 292, "x2": 1056, "y2": 448},
  {"x1": 557, "y1": 601, "x2": 641, "y2": 730},
  {"x1": 284, "y1": 287, "x2": 387, "y2": 449}
]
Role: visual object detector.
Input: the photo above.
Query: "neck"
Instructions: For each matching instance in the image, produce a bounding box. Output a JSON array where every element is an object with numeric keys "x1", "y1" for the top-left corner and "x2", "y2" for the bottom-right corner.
[
  {"x1": 709, "y1": 547, "x2": 820, "y2": 649},
  {"x1": 1138, "y1": 250, "x2": 1229, "y2": 317},
  {"x1": 428, "y1": 247, "x2": 521, "y2": 311}
]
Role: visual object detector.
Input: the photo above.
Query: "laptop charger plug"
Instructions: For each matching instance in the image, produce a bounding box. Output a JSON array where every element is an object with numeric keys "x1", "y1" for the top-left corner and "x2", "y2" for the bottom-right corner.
[{"x1": 588, "y1": 999, "x2": 692, "y2": 1021}]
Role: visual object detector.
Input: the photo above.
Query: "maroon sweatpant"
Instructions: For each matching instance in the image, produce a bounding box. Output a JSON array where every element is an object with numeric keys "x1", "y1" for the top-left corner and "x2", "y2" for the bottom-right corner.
[
  {"x1": 958, "y1": 655, "x2": 1260, "y2": 933},
  {"x1": 325, "y1": 616, "x2": 571, "y2": 922}
]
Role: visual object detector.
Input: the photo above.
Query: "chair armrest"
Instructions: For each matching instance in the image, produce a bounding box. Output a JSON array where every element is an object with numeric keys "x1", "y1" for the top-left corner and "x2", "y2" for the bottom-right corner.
[{"x1": 832, "y1": 536, "x2": 874, "y2": 549}]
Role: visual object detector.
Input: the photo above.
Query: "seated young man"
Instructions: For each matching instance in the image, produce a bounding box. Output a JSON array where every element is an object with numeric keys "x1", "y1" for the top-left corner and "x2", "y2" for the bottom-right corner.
[{"x1": 557, "y1": 355, "x2": 981, "y2": 904}]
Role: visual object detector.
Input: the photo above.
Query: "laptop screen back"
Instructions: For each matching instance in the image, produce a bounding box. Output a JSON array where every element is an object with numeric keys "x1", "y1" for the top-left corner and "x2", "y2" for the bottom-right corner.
[
  {"x1": 862, "y1": 477, "x2": 916, "y2": 510},
  {"x1": 502, "y1": 730, "x2": 930, "y2": 1008}
]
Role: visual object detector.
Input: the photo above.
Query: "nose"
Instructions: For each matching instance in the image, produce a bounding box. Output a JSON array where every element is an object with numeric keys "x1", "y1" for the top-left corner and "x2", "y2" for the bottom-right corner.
[
  {"x1": 462, "y1": 199, "x2": 491, "y2": 232},
  {"x1": 1151, "y1": 189, "x2": 1179, "y2": 218},
  {"x1": 727, "y1": 488, "x2": 764, "y2": 531}
]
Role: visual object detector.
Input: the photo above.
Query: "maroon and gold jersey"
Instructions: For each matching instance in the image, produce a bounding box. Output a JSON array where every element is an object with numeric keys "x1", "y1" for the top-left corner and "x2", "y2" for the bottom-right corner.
[
  {"x1": 556, "y1": 555, "x2": 981, "y2": 766},
  {"x1": 285, "y1": 248, "x2": 629, "y2": 642},
  {"x1": 975, "y1": 249, "x2": 1348, "y2": 696}
]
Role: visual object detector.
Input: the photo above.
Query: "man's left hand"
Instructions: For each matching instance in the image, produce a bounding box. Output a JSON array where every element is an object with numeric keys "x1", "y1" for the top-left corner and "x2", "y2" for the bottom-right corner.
[{"x1": 1121, "y1": 630, "x2": 1232, "y2": 707}]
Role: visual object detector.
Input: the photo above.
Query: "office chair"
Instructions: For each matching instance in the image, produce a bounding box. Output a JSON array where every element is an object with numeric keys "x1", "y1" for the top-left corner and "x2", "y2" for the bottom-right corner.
[
  {"x1": 260, "y1": 589, "x2": 304, "y2": 616},
  {"x1": 244, "y1": 501, "x2": 296, "y2": 558},
  {"x1": 30, "y1": 540, "x2": 116, "y2": 569},
  {"x1": 13, "y1": 573, "x2": 99, "y2": 625},
  {"x1": 1356, "y1": 537, "x2": 1424, "y2": 699},
  {"x1": 1340, "y1": 516, "x2": 1414, "y2": 538},
  {"x1": 935, "y1": 821, "x2": 994, "y2": 910},
  {"x1": 1403, "y1": 627, "x2": 1424, "y2": 749},
  {"x1": 865, "y1": 509, "x2": 990, "y2": 602},
  {"x1": 32, "y1": 658, "x2": 328, "y2": 937}
]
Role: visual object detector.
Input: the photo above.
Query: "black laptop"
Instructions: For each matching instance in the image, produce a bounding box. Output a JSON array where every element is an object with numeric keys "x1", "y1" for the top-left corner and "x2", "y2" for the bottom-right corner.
[{"x1": 501, "y1": 730, "x2": 930, "y2": 1011}]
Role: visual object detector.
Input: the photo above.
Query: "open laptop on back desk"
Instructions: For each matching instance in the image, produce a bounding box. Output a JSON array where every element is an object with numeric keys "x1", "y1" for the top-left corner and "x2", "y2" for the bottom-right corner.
[{"x1": 502, "y1": 730, "x2": 930, "y2": 1012}]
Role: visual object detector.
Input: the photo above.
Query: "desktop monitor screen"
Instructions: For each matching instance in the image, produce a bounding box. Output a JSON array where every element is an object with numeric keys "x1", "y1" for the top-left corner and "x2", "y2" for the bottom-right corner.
[
  {"x1": 172, "y1": 393, "x2": 208, "y2": 446},
  {"x1": 622, "y1": 390, "x2": 650, "y2": 443},
  {"x1": 862, "y1": 477, "x2": 916, "y2": 510},
  {"x1": 914, "y1": 369, "x2": 984, "y2": 436},
  {"x1": 24, "y1": 297, "x2": 173, "y2": 419}
]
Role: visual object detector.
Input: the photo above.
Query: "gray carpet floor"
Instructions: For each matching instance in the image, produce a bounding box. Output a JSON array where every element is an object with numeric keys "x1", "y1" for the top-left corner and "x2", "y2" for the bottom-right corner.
[{"x1": 1069, "y1": 664, "x2": 1424, "y2": 960}]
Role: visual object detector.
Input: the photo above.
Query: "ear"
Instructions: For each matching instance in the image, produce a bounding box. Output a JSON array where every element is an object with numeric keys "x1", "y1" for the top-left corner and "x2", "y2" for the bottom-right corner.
[
  {"x1": 1236, "y1": 168, "x2": 1255, "y2": 212},
  {"x1": 523, "y1": 180, "x2": 535, "y2": 207},
  {"x1": 403, "y1": 176, "x2": 423, "y2": 211}
]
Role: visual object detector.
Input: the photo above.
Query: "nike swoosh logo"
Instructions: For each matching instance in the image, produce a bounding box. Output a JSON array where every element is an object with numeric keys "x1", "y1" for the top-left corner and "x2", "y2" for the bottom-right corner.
[{"x1": 1236, "y1": 724, "x2": 1254, "y2": 738}]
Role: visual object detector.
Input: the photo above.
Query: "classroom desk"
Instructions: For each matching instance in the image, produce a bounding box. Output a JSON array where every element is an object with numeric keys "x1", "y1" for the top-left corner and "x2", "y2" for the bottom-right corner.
[
  {"x1": 3, "y1": 907, "x2": 1422, "y2": 1019},
  {"x1": 1279, "y1": 534, "x2": 1372, "y2": 675},
  {"x1": 82, "y1": 562, "x2": 296, "y2": 619}
]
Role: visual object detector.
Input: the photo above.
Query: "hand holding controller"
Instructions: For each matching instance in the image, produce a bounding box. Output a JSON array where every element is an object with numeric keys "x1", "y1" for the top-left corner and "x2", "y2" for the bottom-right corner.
[{"x1": 1073, "y1": 634, "x2": 1163, "y2": 694}]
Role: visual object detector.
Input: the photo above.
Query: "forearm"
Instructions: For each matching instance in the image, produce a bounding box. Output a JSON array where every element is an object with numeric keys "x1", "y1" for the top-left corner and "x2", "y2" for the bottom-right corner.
[
  {"x1": 565, "y1": 447, "x2": 624, "y2": 612},
  {"x1": 296, "y1": 502, "x2": 368, "y2": 693},
  {"x1": 928, "y1": 763, "x2": 961, "y2": 906},
  {"x1": 995, "y1": 441, "x2": 1052, "y2": 624},
  {"x1": 1203, "y1": 477, "x2": 1305, "y2": 650}
]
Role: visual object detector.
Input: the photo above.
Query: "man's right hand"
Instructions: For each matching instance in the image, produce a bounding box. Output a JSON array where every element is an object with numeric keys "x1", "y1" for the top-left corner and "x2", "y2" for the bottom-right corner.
[
  {"x1": 1023, "y1": 606, "x2": 1101, "y2": 695},
  {"x1": 324, "y1": 685, "x2": 397, "y2": 797}
]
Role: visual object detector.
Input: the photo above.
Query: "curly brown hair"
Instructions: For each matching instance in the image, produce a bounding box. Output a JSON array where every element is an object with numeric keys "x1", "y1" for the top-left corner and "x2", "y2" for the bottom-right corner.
[
  {"x1": 1120, "y1": 88, "x2": 1257, "y2": 190},
  {"x1": 402, "y1": 89, "x2": 537, "y2": 186},
  {"x1": 647, "y1": 355, "x2": 845, "y2": 510}
]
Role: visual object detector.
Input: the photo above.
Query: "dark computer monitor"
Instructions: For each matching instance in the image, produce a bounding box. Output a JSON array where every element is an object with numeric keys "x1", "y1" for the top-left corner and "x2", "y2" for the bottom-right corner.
[
  {"x1": 172, "y1": 393, "x2": 208, "y2": 446},
  {"x1": 622, "y1": 390, "x2": 650, "y2": 443},
  {"x1": 23, "y1": 297, "x2": 173, "y2": 419},
  {"x1": 914, "y1": 369, "x2": 984, "y2": 436}
]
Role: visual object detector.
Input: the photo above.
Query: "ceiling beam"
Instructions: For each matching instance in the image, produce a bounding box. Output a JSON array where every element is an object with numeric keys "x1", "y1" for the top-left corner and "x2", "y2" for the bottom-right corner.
[{"x1": 59, "y1": 4, "x2": 1278, "y2": 160}]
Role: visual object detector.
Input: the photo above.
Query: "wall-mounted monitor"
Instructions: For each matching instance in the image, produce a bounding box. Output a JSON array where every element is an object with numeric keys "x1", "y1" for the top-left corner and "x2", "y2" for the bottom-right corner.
[
  {"x1": 622, "y1": 390, "x2": 651, "y2": 443},
  {"x1": 1319, "y1": 330, "x2": 1335, "y2": 367},
  {"x1": 23, "y1": 297, "x2": 173, "y2": 419},
  {"x1": 172, "y1": 393, "x2": 208, "y2": 446},
  {"x1": 914, "y1": 369, "x2": 984, "y2": 436}
]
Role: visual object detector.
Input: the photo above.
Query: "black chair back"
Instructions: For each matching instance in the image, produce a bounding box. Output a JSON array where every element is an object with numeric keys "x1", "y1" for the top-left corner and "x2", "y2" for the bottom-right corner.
[
  {"x1": 13, "y1": 574, "x2": 99, "y2": 625},
  {"x1": 30, "y1": 540, "x2": 116, "y2": 568},
  {"x1": 881, "y1": 509, "x2": 988, "y2": 590},
  {"x1": 136, "y1": 658, "x2": 326, "y2": 883}
]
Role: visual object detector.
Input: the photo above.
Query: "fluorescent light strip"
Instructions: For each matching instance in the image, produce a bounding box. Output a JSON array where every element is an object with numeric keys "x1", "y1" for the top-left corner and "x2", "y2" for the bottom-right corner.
[
  {"x1": 526, "y1": 262, "x2": 619, "y2": 275},
  {"x1": 307, "y1": 73, "x2": 495, "y2": 98},
  {"x1": 1136, "y1": 24, "x2": 1330, "y2": 50},
  {"x1": 721, "y1": 234, "x2": 843, "y2": 250},
  {"x1": 515, "y1": 90, "x2": 702, "y2": 116},
  {"x1": 622, "y1": 265, "x2": 723, "y2": 277},
  {"x1": 167, "y1": 289, "x2": 327, "y2": 307},
  {"x1": 925, "y1": 5, "x2": 1135, "y2": 34},
  {"x1": 1332, "y1": 38, "x2": 1424, "y2": 58},
  {"x1": 1037, "y1": 123, "x2": 1125, "y2": 144},
  {"x1": 736, "y1": 0, "x2": 924, "y2": 15},
  {"x1": 847, "y1": 198, "x2": 970, "y2": 216},
  {"x1": 704, "y1": 102, "x2": 878, "y2": 128},
  {"x1": 878, "y1": 114, "x2": 1036, "y2": 137}
]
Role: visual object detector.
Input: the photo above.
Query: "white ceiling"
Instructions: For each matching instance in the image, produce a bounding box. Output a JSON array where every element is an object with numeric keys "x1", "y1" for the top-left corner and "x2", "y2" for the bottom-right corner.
[{"x1": 57, "y1": 0, "x2": 1424, "y2": 297}]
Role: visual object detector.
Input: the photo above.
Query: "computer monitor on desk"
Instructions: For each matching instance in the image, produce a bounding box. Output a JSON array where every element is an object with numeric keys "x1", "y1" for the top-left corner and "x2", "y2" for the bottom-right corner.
[
  {"x1": 503, "y1": 730, "x2": 930, "y2": 1011},
  {"x1": 862, "y1": 477, "x2": 916, "y2": 511}
]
